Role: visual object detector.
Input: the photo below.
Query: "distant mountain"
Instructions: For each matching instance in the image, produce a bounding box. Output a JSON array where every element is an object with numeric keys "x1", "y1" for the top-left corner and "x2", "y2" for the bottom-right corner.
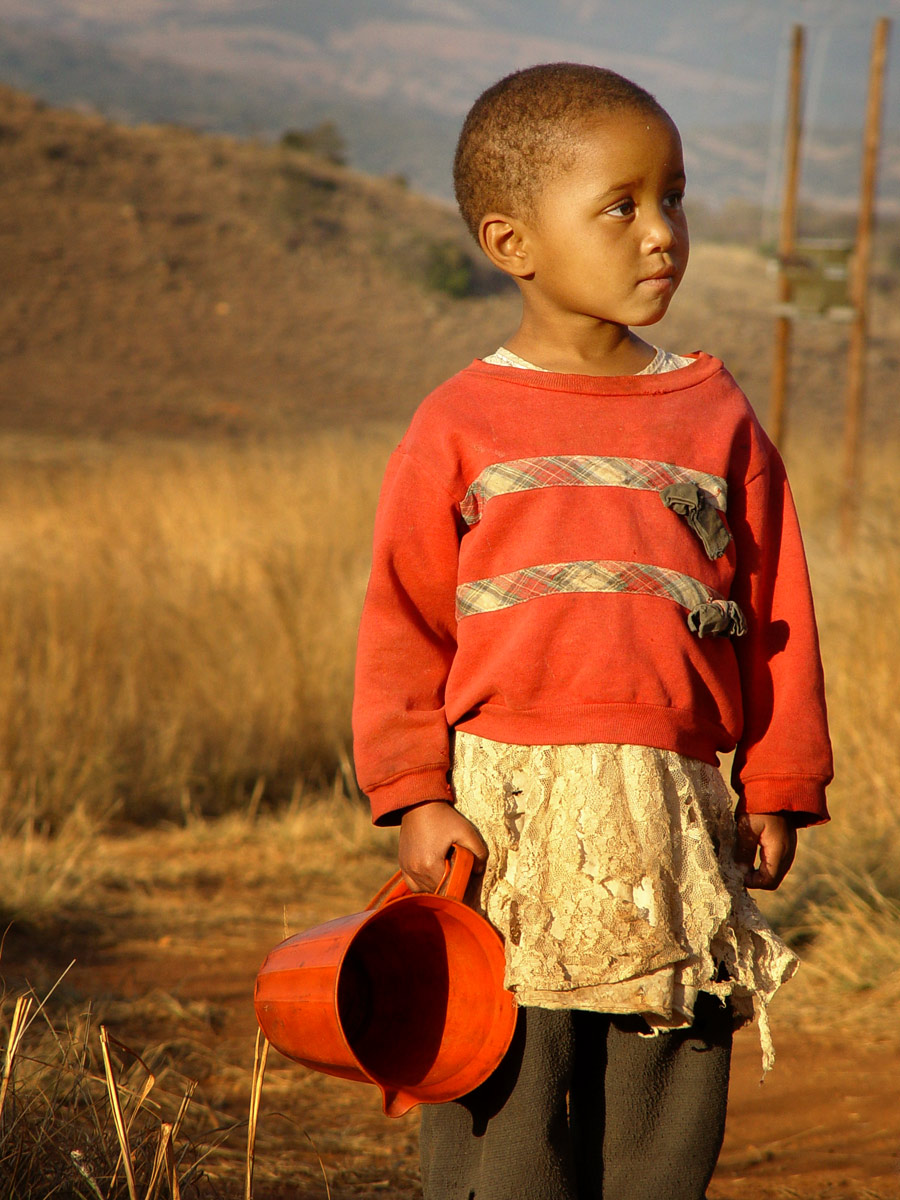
[
  {"x1": 0, "y1": 18, "x2": 461, "y2": 196},
  {"x1": 1, "y1": 0, "x2": 897, "y2": 210}
]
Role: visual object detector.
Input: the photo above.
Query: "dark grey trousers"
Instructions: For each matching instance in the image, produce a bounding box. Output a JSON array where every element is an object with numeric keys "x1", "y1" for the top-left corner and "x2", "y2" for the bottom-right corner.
[{"x1": 419, "y1": 994, "x2": 732, "y2": 1200}]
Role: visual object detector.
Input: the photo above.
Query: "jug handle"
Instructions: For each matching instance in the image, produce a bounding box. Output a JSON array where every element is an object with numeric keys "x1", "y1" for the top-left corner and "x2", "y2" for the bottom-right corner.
[
  {"x1": 365, "y1": 843, "x2": 475, "y2": 911},
  {"x1": 439, "y1": 844, "x2": 475, "y2": 901}
]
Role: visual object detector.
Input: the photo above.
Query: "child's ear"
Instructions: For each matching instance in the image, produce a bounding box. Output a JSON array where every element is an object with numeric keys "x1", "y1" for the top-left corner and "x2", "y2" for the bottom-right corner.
[{"x1": 478, "y1": 213, "x2": 533, "y2": 279}]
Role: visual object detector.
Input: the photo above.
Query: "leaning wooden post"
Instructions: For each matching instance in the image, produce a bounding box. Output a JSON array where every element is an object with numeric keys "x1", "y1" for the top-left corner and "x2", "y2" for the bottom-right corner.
[
  {"x1": 769, "y1": 24, "x2": 806, "y2": 447},
  {"x1": 842, "y1": 16, "x2": 892, "y2": 546}
]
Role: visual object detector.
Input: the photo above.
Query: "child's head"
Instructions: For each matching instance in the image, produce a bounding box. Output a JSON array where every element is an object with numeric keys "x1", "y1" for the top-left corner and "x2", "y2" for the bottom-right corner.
[
  {"x1": 454, "y1": 63, "x2": 670, "y2": 243},
  {"x1": 453, "y1": 63, "x2": 688, "y2": 335}
]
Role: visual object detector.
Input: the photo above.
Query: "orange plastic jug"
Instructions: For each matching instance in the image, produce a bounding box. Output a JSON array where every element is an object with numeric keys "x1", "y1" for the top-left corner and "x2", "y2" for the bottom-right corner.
[{"x1": 254, "y1": 845, "x2": 516, "y2": 1117}]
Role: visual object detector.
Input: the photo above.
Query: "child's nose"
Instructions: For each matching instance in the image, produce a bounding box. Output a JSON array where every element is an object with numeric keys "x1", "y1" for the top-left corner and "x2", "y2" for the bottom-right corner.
[{"x1": 642, "y1": 207, "x2": 678, "y2": 252}]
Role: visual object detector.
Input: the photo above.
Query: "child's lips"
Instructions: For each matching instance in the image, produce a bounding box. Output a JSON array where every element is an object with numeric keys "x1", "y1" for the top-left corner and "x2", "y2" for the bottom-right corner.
[{"x1": 638, "y1": 272, "x2": 675, "y2": 292}]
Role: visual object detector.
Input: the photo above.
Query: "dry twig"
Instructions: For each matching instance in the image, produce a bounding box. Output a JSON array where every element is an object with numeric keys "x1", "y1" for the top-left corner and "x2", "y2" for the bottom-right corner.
[{"x1": 244, "y1": 1029, "x2": 269, "y2": 1200}]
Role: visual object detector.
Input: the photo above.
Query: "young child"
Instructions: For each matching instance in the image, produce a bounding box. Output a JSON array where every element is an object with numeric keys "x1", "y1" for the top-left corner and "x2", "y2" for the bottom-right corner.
[{"x1": 352, "y1": 63, "x2": 832, "y2": 1200}]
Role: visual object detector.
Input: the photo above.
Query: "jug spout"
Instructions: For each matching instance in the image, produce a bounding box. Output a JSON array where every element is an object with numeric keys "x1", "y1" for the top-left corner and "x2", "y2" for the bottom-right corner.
[{"x1": 381, "y1": 1086, "x2": 421, "y2": 1118}]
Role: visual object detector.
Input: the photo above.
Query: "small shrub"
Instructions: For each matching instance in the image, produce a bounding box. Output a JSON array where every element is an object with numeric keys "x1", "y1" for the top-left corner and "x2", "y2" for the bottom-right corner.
[
  {"x1": 279, "y1": 121, "x2": 346, "y2": 166},
  {"x1": 277, "y1": 161, "x2": 341, "y2": 226},
  {"x1": 424, "y1": 240, "x2": 473, "y2": 298}
]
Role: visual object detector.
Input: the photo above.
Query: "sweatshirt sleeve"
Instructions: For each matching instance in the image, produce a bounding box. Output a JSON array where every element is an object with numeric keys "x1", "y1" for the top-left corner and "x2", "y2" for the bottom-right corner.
[
  {"x1": 352, "y1": 446, "x2": 463, "y2": 825},
  {"x1": 728, "y1": 441, "x2": 833, "y2": 824}
]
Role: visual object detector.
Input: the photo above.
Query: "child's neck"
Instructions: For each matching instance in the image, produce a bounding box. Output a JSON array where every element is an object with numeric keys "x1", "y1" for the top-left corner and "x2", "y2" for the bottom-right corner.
[{"x1": 504, "y1": 316, "x2": 656, "y2": 377}]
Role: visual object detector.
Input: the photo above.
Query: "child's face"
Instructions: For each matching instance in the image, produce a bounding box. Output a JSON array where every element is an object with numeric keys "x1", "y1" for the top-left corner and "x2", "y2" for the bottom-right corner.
[{"x1": 518, "y1": 110, "x2": 689, "y2": 330}]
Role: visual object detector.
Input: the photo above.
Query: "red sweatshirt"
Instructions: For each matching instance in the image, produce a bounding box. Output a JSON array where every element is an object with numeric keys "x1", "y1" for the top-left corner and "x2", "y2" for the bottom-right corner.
[{"x1": 352, "y1": 354, "x2": 832, "y2": 827}]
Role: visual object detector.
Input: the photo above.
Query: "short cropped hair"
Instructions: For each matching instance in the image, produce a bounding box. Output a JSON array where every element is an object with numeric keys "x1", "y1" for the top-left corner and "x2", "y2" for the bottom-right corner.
[{"x1": 453, "y1": 63, "x2": 668, "y2": 241}]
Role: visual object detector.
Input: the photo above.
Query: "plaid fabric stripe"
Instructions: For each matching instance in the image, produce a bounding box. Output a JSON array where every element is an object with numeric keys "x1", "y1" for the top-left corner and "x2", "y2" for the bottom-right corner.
[
  {"x1": 456, "y1": 559, "x2": 723, "y2": 620},
  {"x1": 460, "y1": 456, "x2": 727, "y2": 526}
]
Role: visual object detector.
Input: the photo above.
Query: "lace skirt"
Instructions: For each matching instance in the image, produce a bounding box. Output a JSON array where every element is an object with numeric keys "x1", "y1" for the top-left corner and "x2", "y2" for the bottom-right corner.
[{"x1": 451, "y1": 732, "x2": 798, "y2": 1071}]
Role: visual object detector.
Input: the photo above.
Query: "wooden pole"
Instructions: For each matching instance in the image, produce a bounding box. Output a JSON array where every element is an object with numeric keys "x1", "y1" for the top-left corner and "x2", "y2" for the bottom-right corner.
[
  {"x1": 769, "y1": 25, "x2": 806, "y2": 448},
  {"x1": 841, "y1": 16, "x2": 892, "y2": 546}
]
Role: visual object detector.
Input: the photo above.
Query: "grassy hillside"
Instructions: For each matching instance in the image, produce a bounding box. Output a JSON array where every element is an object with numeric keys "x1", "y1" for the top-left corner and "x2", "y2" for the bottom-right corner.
[
  {"x1": 0, "y1": 84, "x2": 515, "y2": 439},
  {"x1": 3, "y1": 83, "x2": 899, "y2": 442},
  {"x1": 0, "y1": 15, "x2": 463, "y2": 196}
]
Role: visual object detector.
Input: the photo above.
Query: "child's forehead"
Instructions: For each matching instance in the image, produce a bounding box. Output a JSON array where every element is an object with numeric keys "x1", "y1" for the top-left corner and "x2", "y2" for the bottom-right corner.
[
  {"x1": 572, "y1": 107, "x2": 681, "y2": 151},
  {"x1": 543, "y1": 109, "x2": 684, "y2": 184}
]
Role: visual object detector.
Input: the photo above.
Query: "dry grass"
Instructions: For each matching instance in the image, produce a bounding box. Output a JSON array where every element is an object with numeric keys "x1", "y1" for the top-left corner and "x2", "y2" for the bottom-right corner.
[
  {"x1": 751, "y1": 442, "x2": 900, "y2": 1027},
  {"x1": 0, "y1": 431, "x2": 394, "y2": 831},
  {"x1": 0, "y1": 423, "x2": 897, "y2": 1042},
  {"x1": 0, "y1": 979, "x2": 218, "y2": 1198},
  {"x1": 0, "y1": 799, "x2": 412, "y2": 1199}
]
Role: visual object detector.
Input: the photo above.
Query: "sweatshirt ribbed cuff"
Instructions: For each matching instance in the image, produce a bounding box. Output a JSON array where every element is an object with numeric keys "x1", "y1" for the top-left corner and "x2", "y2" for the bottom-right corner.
[
  {"x1": 367, "y1": 765, "x2": 453, "y2": 826},
  {"x1": 736, "y1": 776, "x2": 830, "y2": 826}
]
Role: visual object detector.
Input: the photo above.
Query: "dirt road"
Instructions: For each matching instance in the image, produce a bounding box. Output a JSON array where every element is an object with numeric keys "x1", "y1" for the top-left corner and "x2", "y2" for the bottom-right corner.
[{"x1": 6, "y1": 819, "x2": 899, "y2": 1199}]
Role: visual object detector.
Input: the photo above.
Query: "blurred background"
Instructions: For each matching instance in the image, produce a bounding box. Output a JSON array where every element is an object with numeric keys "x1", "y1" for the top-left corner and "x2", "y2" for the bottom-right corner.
[
  {"x1": 0, "y1": 4, "x2": 899, "y2": 1197},
  {"x1": 1, "y1": 0, "x2": 899, "y2": 214}
]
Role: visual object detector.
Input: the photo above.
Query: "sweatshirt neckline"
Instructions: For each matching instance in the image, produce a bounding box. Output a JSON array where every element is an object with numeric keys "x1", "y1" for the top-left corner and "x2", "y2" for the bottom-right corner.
[{"x1": 466, "y1": 351, "x2": 722, "y2": 395}]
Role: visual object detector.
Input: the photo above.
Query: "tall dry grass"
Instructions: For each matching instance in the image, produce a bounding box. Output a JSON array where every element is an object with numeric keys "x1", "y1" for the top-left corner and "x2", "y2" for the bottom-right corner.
[
  {"x1": 752, "y1": 431, "x2": 900, "y2": 1017},
  {"x1": 0, "y1": 431, "x2": 394, "y2": 830},
  {"x1": 0, "y1": 414, "x2": 899, "y2": 1015}
]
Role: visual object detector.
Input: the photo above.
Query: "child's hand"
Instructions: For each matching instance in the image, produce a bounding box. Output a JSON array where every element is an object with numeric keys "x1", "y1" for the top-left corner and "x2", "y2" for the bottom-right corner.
[
  {"x1": 399, "y1": 800, "x2": 488, "y2": 894},
  {"x1": 733, "y1": 812, "x2": 797, "y2": 890}
]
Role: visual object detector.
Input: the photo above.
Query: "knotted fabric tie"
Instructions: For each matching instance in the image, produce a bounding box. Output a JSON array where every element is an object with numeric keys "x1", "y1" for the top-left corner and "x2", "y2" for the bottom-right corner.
[
  {"x1": 687, "y1": 600, "x2": 747, "y2": 638},
  {"x1": 660, "y1": 482, "x2": 732, "y2": 560}
]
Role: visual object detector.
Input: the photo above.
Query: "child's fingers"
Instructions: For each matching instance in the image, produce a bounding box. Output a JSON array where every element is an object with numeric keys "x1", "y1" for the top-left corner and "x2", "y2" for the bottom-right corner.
[
  {"x1": 732, "y1": 813, "x2": 760, "y2": 878},
  {"x1": 734, "y1": 813, "x2": 797, "y2": 890},
  {"x1": 401, "y1": 861, "x2": 447, "y2": 893},
  {"x1": 456, "y1": 826, "x2": 489, "y2": 873},
  {"x1": 400, "y1": 840, "x2": 455, "y2": 892},
  {"x1": 399, "y1": 800, "x2": 487, "y2": 892},
  {"x1": 753, "y1": 825, "x2": 797, "y2": 890}
]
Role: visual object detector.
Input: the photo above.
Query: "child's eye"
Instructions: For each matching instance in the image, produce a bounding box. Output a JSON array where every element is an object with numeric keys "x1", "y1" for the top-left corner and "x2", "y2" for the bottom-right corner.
[
  {"x1": 664, "y1": 190, "x2": 686, "y2": 210},
  {"x1": 605, "y1": 198, "x2": 635, "y2": 217}
]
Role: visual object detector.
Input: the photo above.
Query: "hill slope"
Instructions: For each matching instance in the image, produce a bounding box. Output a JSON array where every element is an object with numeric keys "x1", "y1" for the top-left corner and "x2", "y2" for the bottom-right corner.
[
  {"x1": 0, "y1": 84, "x2": 515, "y2": 438},
  {"x1": 2, "y1": 85, "x2": 898, "y2": 448}
]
